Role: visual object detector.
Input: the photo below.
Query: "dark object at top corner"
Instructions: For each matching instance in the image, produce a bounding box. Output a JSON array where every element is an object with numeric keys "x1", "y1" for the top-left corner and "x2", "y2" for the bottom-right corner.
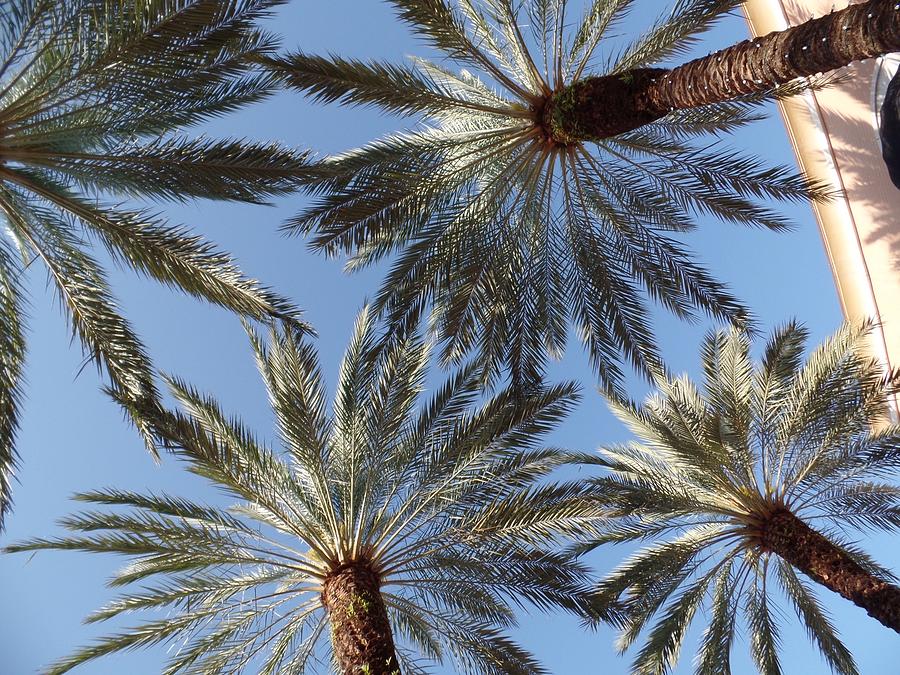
[{"x1": 882, "y1": 68, "x2": 900, "y2": 190}]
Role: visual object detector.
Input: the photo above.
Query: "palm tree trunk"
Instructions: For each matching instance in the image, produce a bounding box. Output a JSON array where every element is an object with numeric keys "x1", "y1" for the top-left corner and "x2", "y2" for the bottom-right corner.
[
  {"x1": 547, "y1": 0, "x2": 900, "y2": 143},
  {"x1": 761, "y1": 508, "x2": 900, "y2": 633},
  {"x1": 322, "y1": 562, "x2": 402, "y2": 674}
]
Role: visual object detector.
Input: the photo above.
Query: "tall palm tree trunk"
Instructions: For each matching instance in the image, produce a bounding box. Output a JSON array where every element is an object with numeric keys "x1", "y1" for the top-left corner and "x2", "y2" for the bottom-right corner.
[
  {"x1": 761, "y1": 508, "x2": 900, "y2": 633},
  {"x1": 322, "y1": 562, "x2": 402, "y2": 674},
  {"x1": 547, "y1": 0, "x2": 900, "y2": 142}
]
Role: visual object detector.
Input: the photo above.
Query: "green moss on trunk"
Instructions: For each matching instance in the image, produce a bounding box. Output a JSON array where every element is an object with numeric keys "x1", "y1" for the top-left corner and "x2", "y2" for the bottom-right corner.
[
  {"x1": 322, "y1": 561, "x2": 402, "y2": 674},
  {"x1": 544, "y1": 68, "x2": 666, "y2": 143}
]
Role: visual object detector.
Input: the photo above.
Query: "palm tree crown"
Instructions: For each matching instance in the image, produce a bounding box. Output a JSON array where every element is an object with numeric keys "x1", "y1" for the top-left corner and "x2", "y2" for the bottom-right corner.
[
  {"x1": 7, "y1": 309, "x2": 601, "y2": 674},
  {"x1": 587, "y1": 321, "x2": 900, "y2": 675},
  {"x1": 270, "y1": 0, "x2": 827, "y2": 395},
  {"x1": 0, "y1": 0, "x2": 310, "y2": 524}
]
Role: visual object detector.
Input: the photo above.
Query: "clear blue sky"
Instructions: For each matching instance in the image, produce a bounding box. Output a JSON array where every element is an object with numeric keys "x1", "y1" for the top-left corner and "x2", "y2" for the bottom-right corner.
[{"x1": 1, "y1": 1, "x2": 897, "y2": 673}]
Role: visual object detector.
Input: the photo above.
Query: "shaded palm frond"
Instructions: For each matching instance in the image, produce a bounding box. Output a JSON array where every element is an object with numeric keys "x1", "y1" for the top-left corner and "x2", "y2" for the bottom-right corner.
[{"x1": 0, "y1": 236, "x2": 26, "y2": 525}]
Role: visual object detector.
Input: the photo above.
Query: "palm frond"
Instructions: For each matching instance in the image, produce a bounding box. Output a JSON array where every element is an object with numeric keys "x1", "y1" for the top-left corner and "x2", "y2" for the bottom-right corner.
[
  {"x1": 0, "y1": 0, "x2": 310, "y2": 525},
  {"x1": 776, "y1": 560, "x2": 858, "y2": 675},
  {"x1": 0, "y1": 185, "x2": 160, "y2": 448},
  {"x1": 612, "y1": 0, "x2": 745, "y2": 72},
  {"x1": 0, "y1": 240, "x2": 26, "y2": 527}
]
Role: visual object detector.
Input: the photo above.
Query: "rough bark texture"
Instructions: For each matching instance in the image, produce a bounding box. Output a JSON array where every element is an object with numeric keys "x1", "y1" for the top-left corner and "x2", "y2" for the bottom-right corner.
[
  {"x1": 322, "y1": 562, "x2": 401, "y2": 675},
  {"x1": 547, "y1": 0, "x2": 900, "y2": 142},
  {"x1": 761, "y1": 508, "x2": 900, "y2": 633}
]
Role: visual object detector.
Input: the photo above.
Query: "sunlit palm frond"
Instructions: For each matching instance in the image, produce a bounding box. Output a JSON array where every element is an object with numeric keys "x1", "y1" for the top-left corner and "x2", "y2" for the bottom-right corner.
[
  {"x1": 588, "y1": 320, "x2": 900, "y2": 674},
  {"x1": 272, "y1": 0, "x2": 827, "y2": 396},
  {"x1": 7, "y1": 308, "x2": 600, "y2": 673}
]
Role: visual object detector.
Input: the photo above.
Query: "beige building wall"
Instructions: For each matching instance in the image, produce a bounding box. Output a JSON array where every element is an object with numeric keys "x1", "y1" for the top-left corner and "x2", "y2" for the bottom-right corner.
[{"x1": 743, "y1": 1, "x2": 900, "y2": 409}]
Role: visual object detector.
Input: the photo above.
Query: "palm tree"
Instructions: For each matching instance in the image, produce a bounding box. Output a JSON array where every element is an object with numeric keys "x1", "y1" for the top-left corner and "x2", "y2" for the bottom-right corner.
[
  {"x1": 6, "y1": 309, "x2": 601, "y2": 674},
  {"x1": 263, "y1": 0, "x2": 872, "y2": 395},
  {"x1": 0, "y1": 0, "x2": 311, "y2": 525},
  {"x1": 585, "y1": 321, "x2": 900, "y2": 675}
]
